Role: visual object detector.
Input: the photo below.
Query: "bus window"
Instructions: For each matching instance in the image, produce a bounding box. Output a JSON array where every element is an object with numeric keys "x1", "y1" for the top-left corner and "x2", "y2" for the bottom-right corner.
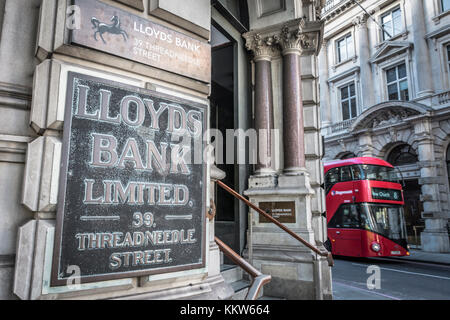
[
  {"x1": 361, "y1": 164, "x2": 397, "y2": 182},
  {"x1": 341, "y1": 166, "x2": 352, "y2": 182},
  {"x1": 328, "y1": 204, "x2": 360, "y2": 229},
  {"x1": 325, "y1": 167, "x2": 340, "y2": 193},
  {"x1": 360, "y1": 203, "x2": 407, "y2": 241},
  {"x1": 360, "y1": 208, "x2": 374, "y2": 231},
  {"x1": 351, "y1": 165, "x2": 363, "y2": 180}
]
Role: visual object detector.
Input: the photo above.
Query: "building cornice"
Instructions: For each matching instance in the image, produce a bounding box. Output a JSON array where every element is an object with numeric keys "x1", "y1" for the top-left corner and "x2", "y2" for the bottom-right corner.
[{"x1": 321, "y1": 0, "x2": 357, "y2": 21}]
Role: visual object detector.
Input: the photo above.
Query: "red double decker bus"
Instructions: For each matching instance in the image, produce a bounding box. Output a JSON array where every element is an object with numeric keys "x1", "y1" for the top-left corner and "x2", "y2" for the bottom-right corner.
[{"x1": 324, "y1": 157, "x2": 409, "y2": 257}]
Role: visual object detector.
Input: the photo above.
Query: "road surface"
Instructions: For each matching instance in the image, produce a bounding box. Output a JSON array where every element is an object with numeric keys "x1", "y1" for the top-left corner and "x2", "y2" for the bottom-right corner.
[{"x1": 332, "y1": 256, "x2": 450, "y2": 300}]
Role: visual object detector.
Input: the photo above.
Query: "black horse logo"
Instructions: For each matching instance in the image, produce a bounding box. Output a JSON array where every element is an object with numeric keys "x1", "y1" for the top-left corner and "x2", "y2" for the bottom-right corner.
[{"x1": 91, "y1": 15, "x2": 128, "y2": 44}]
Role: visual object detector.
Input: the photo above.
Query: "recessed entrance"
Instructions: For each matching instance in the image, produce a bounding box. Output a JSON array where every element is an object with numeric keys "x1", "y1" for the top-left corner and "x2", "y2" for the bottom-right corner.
[
  {"x1": 386, "y1": 143, "x2": 423, "y2": 246},
  {"x1": 210, "y1": 23, "x2": 239, "y2": 261},
  {"x1": 402, "y1": 179, "x2": 424, "y2": 246}
]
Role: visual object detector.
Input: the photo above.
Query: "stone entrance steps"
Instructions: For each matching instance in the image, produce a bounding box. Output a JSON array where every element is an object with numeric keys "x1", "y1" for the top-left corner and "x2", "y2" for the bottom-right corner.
[
  {"x1": 220, "y1": 264, "x2": 285, "y2": 300},
  {"x1": 221, "y1": 264, "x2": 249, "y2": 300}
]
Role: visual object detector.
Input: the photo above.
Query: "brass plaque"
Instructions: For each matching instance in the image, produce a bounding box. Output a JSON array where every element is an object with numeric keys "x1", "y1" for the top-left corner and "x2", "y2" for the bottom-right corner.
[
  {"x1": 259, "y1": 201, "x2": 296, "y2": 223},
  {"x1": 70, "y1": 0, "x2": 211, "y2": 83}
]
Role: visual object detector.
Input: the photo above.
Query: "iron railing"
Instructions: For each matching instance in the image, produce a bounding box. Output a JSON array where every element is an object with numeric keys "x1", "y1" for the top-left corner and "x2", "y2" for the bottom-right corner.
[
  {"x1": 213, "y1": 180, "x2": 334, "y2": 299},
  {"x1": 215, "y1": 180, "x2": 334, "y2": 267},
  {"x1": 214, "y1": 237, "x2": 271, "y2": 300}
]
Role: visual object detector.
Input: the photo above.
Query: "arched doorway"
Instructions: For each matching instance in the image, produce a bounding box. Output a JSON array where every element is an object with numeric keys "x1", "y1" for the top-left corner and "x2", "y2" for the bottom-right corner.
[
  {"x1": 387, "y1": 144, "x2": 418, "y2": 166},
  {"x1": 386, "y1": 143, "x2": 424, "y2": 246}
]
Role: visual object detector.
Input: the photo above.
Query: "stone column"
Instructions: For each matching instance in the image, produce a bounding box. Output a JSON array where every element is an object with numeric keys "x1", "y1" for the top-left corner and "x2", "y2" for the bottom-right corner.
[
  {"x1": 358, "y1": 133, "x2": 374, "y2": 157},
  {"x1": 244, "y1": 34, "x2": 276, "y2": 176},
  {"x1": 243, "y1": 18, "x2": 332, "y2": 300},
  {"x1": 410, "y1": 0, "x2": 434, "y2": 97},
  {"x1": 277, "y1": 24, "x2": 307, "y2": 175},
  {"x1": 414, "y1": 119, "x2": 450, "y2": 252},
  {"x1": 318, "y1": 40, "x2": 331, "y2": 129},
  {"x1": 353, "y1": 13, "x2": 374, "y2": 109}
]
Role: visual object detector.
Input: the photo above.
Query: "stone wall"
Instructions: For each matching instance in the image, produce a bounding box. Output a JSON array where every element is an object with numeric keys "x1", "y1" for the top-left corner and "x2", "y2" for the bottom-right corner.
[
  {"x1": 0, "y1": 0, "x2": 40, "y2": 299},
  {"x1": 4, "y1": 0, "x2": 233, "y2": 300}
]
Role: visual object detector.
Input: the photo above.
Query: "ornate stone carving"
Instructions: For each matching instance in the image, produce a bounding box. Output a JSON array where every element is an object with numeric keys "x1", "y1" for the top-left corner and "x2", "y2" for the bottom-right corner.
[
  {"x1": 312, "y1": 0, "x2": 323, "y2": 21},
  {"x1": 386, "y1": 127, "x2": 398, "y2": 143},
  {"x1": 273, "y1": 18, "x2": 314, "y2": 54},
  {"x1": 243, "y1": 32, "x2": 276, "y2": 60},
  {"x1": 371, "y1": 109, "x2": 415, "y2": 128},
  {"x1": 352, "y1": 13, "x2": 368, "y2": 29},
  {"x1": 243, "y1": 17, "x2": 321, "y2": 58}
]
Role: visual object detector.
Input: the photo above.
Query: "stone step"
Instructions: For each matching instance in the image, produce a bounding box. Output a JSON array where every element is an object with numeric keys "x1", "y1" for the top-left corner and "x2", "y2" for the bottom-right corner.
[
  {"x1": 220, "y1": 264, "x2": 288, "y2": 300},
  {"x1": 220, "y1": 264, "x2": 243, "y2": 284},
  {"x1": 230, "y1": 280, "x2": 250, "y2": 300},
  {"x1": 220, "y1": 264, "x2": 251, "y2": 300}
]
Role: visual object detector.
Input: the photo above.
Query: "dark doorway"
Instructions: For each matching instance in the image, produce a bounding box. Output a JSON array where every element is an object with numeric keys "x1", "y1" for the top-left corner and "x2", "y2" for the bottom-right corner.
[
  {"x1": 210, "y1": 23, "x2": 239, "y2": 261},
  {"x1": 403, "y1": 179, "x2": 424, "y2": 246}
]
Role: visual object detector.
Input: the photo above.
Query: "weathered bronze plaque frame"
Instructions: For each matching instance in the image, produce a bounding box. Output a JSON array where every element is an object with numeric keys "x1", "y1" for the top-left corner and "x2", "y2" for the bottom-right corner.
[
  {"x1": 51, "y1": 72, "x2": 207, "y2": 286},
  {"x1": 259, "y1": 201, "x2": 296, "y2": 223}
]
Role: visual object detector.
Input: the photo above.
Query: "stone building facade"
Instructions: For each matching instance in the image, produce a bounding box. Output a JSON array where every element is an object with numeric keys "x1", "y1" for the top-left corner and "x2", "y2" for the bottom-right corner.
[
  {"x1": 319, "y1": 0, "x2": 450, "y2": 252},
  {"x1": 0, "y1": 0, "x2": 332, "y2": 300}
]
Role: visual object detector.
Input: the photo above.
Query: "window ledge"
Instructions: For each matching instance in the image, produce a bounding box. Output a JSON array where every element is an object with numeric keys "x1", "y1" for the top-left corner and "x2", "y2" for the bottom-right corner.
[
  {"x1": 327, "y1": 66, "x2": 360, "y2": 84},
  {"x1": 332, "y1": 55, "x2": 358, "y2": 71},
  {"x1": 375, "y1": 31, "x2": 409, "y2": 49},
  {"x1": 432, "y1": 9, "x2": 450, "y2": 25}
]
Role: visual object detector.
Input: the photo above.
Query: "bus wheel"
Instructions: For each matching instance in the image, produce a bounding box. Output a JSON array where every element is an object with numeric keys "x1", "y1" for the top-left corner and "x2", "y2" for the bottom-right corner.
[{"x1": 324, "y1": 238, "x2": 332, "y2": 252}]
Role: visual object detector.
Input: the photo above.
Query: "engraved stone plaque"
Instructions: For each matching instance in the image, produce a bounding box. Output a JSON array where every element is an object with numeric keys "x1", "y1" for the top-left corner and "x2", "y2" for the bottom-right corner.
[
  {"x1": 259, "y1": 201, "x2": 296, "y2": 223},
  {"x1": 51, "y1": 72, "x2": 207, "y2": 286},
  {"x1": 70, "y1": 0, "x2": 211, "y2": 83}
]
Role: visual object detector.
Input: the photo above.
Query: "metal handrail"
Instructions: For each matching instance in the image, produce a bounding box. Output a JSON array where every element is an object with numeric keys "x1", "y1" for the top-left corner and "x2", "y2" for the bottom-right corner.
[
  {"x1": 215, "y1": 236, "x2": 271, "y2": 300},
  {"x1": 215, "y1": 180, "x2": 334, "y2": 267}
]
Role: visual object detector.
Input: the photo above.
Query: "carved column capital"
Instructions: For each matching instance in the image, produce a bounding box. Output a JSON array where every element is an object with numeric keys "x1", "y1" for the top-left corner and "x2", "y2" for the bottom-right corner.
[
  {"x1": 352, "y1": 13, "x2": 369, "y2": 29},
  {"x1": 244, "y1": 33, "x2": 276, "y2": 61},
  {"x1": 274, "y1": 19, "x2": 311, "y2": 56},
  {"x1": 244, "y1": 18, "x2": 321, "y2": 58}
]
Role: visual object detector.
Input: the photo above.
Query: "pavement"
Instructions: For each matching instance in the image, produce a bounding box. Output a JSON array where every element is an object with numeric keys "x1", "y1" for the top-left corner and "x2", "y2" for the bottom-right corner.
[{"x1": 389, "y1": 249, "x2": 450, "y2": 266}]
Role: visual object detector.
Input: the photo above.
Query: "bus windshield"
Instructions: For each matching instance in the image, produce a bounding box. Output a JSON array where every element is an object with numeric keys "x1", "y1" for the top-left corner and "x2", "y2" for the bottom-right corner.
[
  {"x1": 359, "y1": 164, "x2": 399, "y2": 183},
  {"x1": 360, "y1": 203, "x2": 407, "y2": 241}
]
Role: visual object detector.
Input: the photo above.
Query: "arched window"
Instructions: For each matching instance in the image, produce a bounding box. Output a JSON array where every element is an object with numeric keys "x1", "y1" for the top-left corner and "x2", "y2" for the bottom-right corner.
[{"x1": 387, "y1": 144, "x2": 418, "y2": 166}]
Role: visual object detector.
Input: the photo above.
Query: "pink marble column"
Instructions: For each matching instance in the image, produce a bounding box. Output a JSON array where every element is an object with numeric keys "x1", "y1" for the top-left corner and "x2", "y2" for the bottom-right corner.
[
  {"x1": 282, "y1": 51, "x2": 305, "y2": 173},
  {"x1": 254, "y1": 56, "x2": 275, "y2": 174},
  {"x1": 277, "y1": 25, "x2": 307, "y2": 174},
  {"x1": 244, "y1": 33, "x2": 276, "y2": 176}
]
